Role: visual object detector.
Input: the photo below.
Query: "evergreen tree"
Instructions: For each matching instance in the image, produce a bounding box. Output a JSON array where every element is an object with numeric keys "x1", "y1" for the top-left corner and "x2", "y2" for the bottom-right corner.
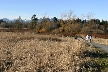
[
  {"x1": 14, "y1": 16, "x2": 23, "y2": 29},
  {"x1": 30, "y1": 14, "x2": 38, "y2": 29}
]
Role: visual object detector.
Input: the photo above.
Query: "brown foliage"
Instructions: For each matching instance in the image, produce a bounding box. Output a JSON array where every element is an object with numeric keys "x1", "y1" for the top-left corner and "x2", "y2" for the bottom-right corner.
[{"x1": 39, "y1": 28, "x2": 46, "y2": 33}]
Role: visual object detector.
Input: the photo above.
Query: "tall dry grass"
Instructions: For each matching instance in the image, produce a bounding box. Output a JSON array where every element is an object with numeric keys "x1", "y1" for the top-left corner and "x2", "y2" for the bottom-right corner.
[
  {"x1": 92, "y1": 37, "x2": 108, "y2": 45},
  {"x1": 0, "y1": 32, "x2": 105, "y2": 72}
]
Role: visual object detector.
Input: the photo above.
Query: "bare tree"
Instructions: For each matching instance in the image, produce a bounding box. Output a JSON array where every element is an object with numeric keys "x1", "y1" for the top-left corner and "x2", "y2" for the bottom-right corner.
[
  {"x1": 67, "y1": 10, "x2": 73, "y2": 20},
  {"x1": 60, "y1": 10, "x2": 76, "y2": 20},
  {"x1": 60, "y1": 12, "x2": 67, "y2": 20},
  {"x1": 81, "y1": 14, "x2": 86, "y2": 20},
  {"x1": 86, "y1": 12, "x2": 94, "y2": 20}
]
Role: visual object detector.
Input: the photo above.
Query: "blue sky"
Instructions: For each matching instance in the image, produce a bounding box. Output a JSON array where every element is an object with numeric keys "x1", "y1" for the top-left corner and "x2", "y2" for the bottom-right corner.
[{"x1": 0, "y1": 0, "x2": 107, "y2": 20}]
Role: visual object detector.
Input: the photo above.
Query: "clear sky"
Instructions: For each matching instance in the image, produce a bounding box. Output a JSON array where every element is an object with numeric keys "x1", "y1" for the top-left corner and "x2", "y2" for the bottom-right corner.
[{"x1": 0, "y1": 0, "x2": 107, "y2": 20}]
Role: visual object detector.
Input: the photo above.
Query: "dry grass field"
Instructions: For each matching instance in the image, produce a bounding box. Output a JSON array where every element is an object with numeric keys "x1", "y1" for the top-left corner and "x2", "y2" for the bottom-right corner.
[
  {"x1": 92, "y1": 37, "x2": 108, "y2": 45},
  {"x1": 0, "y1": 32, "x2": 108, "y2": 72}
]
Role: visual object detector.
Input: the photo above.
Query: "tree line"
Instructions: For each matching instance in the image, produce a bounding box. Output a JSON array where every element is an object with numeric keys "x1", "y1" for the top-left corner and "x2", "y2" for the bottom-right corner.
[{"x1": 0, "y1": 13, "x2": 108, "y2": 34}]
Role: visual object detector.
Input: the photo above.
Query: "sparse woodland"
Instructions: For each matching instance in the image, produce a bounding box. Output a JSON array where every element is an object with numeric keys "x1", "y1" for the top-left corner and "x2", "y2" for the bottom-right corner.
[{"x1": 0, "y1": 12, "x2": 108, "y2": 34}]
